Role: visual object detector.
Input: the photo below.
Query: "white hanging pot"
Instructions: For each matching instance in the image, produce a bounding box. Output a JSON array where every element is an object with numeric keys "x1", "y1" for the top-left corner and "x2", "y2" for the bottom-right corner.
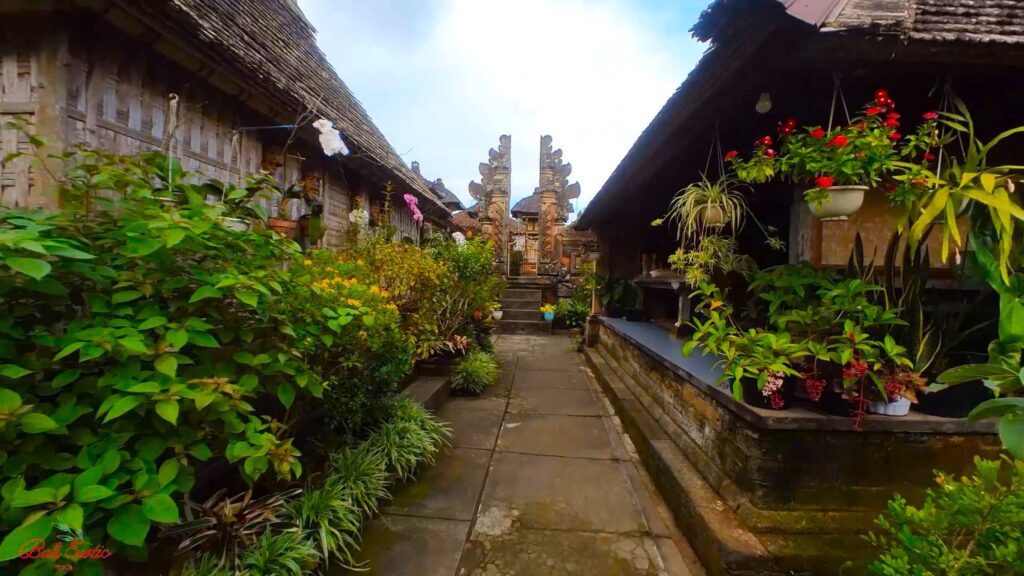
[
  {"x1": 699, "y1": 204, "x2": 726, "y2": 228},
  {"x1": 492, "y1": 310, "x2": 503, "y2": 321},
  {"x1": 868, "y1": 396, "x2": 911, "y2": 416},
  {"x1": 808, "y1": 185, "x2": 866, "y2": 221}
]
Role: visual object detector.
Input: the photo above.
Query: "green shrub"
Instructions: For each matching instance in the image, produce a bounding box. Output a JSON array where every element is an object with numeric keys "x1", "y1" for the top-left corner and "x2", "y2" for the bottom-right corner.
[
  {"x1": 240, "y1": 530, "x2": 319, "y2": 576},
  {"x1": 555, "y1": 299, "x2": 590, "y2": 329},
  {"x1": 367, "y1": 399, "x2": 450, "y2": 480},
  {"x1": 0, "y1": 150, "x2": 322, "y2": 561},
  {"x1": 451, "y1": 350, "x2": 499, "y2": 395},
  {"x1": 284, "y1": 480, "x2": 361, "y2": 567},
  {"x1": 328, "y1": 445, "x2": 389, "y2": 520},
  {"x1": 867, "y1": 456, "x2": 1024, "y2": 575}
]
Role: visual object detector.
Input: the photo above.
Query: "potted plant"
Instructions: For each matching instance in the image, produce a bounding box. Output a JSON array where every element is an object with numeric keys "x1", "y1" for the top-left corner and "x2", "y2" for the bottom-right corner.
[
  {"x1": 268, "y1": 182, "x2": 303, "y2": 237},
  {"x1": 728, "y1": 89, "x2": 909, "y2": 220},
  {"x1": 654, "y1": 173, "x2": 750, "y2": 239},
  {"x1": 491, "y1": 302, "x2": 503, "y2": 321},
  {"x1": 539, "y1": 303, "x2": 556, "y2": 322}
]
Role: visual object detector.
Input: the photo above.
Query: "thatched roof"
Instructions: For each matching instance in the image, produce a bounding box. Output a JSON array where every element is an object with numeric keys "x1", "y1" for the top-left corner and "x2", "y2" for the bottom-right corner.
[
  {"x1": 511, "y1": 194, "x2": 540, "y2": 217},
  {"x1": 121, "y1": 0, "x2": 449, "y2": 217},
  {"x1": 693, "y1": 0, "x2": 1024, "y2": 44},
  {"x1": 577, "y1": 0, "x2": 1024, "y2": 229}
]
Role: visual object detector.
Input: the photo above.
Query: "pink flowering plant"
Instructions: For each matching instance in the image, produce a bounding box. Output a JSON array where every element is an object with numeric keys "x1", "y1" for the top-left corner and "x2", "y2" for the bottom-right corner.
[
  {"x1": 403, "y1": 193, "x2": 424, "y2": 225},
  {"x1": 727, "y1": 90, "x2": 935, "y2": 208}
]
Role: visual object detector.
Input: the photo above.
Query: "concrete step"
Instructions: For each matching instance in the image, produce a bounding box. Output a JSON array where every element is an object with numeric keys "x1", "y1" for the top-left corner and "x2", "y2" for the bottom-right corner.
[
  {"x1": 501, "y1": 297, "x2": 541, "y2": 308},
  {"x1": 496, "y1": 319, "x2": 552, "y2": 335},
  {"x1": 502, "y1": 288, "x2": 542, "y2": 301},
  {"x1": 501, "y1": 308, "x2": 545, "y2": 322}
]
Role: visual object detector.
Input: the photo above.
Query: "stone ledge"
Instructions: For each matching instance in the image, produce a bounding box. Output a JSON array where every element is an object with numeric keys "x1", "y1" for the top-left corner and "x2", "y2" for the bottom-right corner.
[
  {"x1": 597, "y1": 316, "x2": 997, "y2": 435},
  {"x1": 401, "y1": 376, "x2": 451, "y2": 412},
  {"x1": 584, "y1": 348, "x2": 773, "y2": 576}
]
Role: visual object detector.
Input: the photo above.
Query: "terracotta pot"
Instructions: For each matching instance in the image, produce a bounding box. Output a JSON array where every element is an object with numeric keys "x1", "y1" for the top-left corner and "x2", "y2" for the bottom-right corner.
[
  {"x1": 268, "y1": 217, "x2": 297, "y2": 237},
  {"x1": 699, "y1": 204, "x2": 726, "y2": 227},
  {"x1": 808, "y1": 185, "x2": 867, "y2": 221}
]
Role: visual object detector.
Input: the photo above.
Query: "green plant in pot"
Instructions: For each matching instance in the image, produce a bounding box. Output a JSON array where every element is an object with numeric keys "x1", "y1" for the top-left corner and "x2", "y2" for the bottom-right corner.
[{"x1": 654, "y1": 173, "x2": 749, "y2": 239}]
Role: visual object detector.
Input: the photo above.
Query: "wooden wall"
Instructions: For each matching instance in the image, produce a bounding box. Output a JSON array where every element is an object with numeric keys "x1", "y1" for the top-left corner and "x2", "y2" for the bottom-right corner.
[{"x1": 1, "y1": 13, "x2": 358, "y2": 248}]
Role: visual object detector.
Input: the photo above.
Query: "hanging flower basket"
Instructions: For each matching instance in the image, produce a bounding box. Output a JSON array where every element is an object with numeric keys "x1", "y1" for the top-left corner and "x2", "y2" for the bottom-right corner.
[{"x1": 807, "y1": 185, "x2": 867, "y2": 221}]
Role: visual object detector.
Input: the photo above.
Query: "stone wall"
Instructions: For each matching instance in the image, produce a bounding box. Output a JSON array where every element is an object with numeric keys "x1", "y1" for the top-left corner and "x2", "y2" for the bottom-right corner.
[{"x1": 591, "y1": 319, "x2": 1000, "y2": 571}]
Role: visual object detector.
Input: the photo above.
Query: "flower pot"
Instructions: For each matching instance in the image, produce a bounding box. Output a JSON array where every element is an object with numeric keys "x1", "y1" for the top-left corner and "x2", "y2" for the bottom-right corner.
[
  {"x1": 492, "y1": 310, "x2": 503, "y2": 321},
  {"x1": 816, "y1": 385, "x2": 857, "y2": 417},
  {"x1": 220, "y1": 217, "x2": 250, "y2": 232},
  {"x1": 868, "y1": 396, "x2": 911, "y2": 416},
  {"x1": 699, "y1": 204, "x2": 726, "y2": 228},
  {"x1": 542, "y1": 312, "x2": 555, "y2": 322},
  {"x1": 268, "y1": 217, "x2": 297, "y2": 237},
  {"x1": 740, "y1": 377, "x2": 796, "y2": 410},
  {"x1": 808, "y1": 185, "x2": 866, "y2": 221}
]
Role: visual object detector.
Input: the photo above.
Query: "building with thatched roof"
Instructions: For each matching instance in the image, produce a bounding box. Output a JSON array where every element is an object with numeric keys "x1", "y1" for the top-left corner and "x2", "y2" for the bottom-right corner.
[
  {"x1": 0, "y1": 0, "x2": 457, "y2": 245},
  {"x1": 575, "y1": 1, "x2": 1021, "y2": 573}
]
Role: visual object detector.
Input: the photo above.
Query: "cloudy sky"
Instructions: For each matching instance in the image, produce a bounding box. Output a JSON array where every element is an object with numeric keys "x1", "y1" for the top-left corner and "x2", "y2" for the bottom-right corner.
[{"x1": 297, "y1": 0, "x2": 708, "y2": 214}]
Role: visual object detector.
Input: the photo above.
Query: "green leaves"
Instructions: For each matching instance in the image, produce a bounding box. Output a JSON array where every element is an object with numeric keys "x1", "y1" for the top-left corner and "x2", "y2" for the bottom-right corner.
[
  {"x1": 189, "y1": 286, "x2": 222, "y2": 303},
  {"x1": 102, "y1": 395, "x2": 144, "y2": 423},
  {"x1": 75, "y1": 484, "x2": 114, "y2": 503},
  {"x1": 6, "y1": 257, "x2": 51, "y2": 280},
  {"x1": 154, "y1": 354, "x2": 177, "y2": 378},
  {"x1": 112, "y1": 290, "x2": 143, "y2": 304},
  {"x1": 998, "y1": 416, "x2": 1024, "y2": 460},
  {"x1": 277, "y1": 382, "x2": 296, "y2": 409},
  {"x1": 0, "y1": 514, "x2": 53, "y2": 561},
  {"x1": 0, "y1": 364, "x2": 32, "y2": 379},
  {"x1": 155, "y1": 399, "x2": 179, "y2": 425},
  {"x1": 20, "y1": 412, "x2": 59, "y2": 434},
  {"x1": 141, "y1": 493, "x2": 180, "y2": 523},
  {"x1": 107, "y1": 504, "x2": 150, "y2": 547}
]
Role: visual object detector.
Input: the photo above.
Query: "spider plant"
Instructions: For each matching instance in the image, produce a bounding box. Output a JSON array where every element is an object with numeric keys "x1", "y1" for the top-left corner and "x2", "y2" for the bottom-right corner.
[
  {"x1": 656, "y1": 173, "x2": 750, "y2": 241},
  {"x1": 283, "y1": 480, "x2": 363, "y2": 569},
  {"x1": 368, "y1": 398, "x2": 451, "y2": 480},
  {"x1": 240, "y1": 529, "x2": 320, "y2": 576},
  {"x1": 451, "y1": 350, "x2": 500, "y2": 395},
  {"x1": 328, "y1": 445, "x2": 390, "y2": 521}
]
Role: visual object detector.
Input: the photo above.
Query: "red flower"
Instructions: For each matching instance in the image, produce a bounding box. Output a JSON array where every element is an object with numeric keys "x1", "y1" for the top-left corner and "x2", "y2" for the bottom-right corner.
[
  {"x1": 874, "y1": 88, "x2": 889, "y2": 103},
  {"x1": 848, "y1": 331, "x2": 857, "y2": 341},
  {"x1": 758, "y1": 135, "x2": 773, "y2": 146},
  {"x1": 814, "y1": 175, "x2": 834, "y2": 189},
  {"x1": 924, "y1": 152, "x2": 936, "y2": 161},
  {"x1": 724, "y1": 150, "x2": 739, "y2": 160},
  {"x1": 769, "y1": 393, "x2": 785, "y2": 410},
  {"x1": 887, "y1": 112, "x2": 901, "y2": 120},
  {"x1": 923, "y1": 111, "x2": 939, "y2": 120},
  {"x1": 888, "y1": 132, "x2": 903, "y2": 140},
  {"x1": 784, "y1": 118, "x2": 798, "y2": 128},
  {"x1": 883, "y1": 118, "x2": 899, "y2": 128},
  {"x1": 778, "y1": 123, "x2": 793, "y2": 136},
  {"x1": 809, "y1": 127, "x2": 825, "y2": 139},
  {"x1": 826, "y1": 135, "x2": 848, "y2": 147},
  {"x1": 473, "y1": 310, "x2": 482, "y2": 320},
  {"x1": 764, "y1": 148, "x2": 777, "y2": 158},
  {"x1": 866, "y1": 106, "x2": 883, "y2": 116},
  {"x1": 804, "y1": 376, "x2": 826, "y2": 402}
]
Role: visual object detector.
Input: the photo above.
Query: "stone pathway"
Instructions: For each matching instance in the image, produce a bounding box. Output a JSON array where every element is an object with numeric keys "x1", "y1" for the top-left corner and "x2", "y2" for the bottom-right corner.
[{"x1": 347, "y1": 334, "x2": 704, "y2": 576}]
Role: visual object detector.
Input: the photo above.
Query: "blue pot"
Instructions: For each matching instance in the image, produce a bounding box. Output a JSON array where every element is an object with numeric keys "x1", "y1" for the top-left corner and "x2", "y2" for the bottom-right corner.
[{"x1": 542, "y1": 312, "x2": 555, "y2": 322}]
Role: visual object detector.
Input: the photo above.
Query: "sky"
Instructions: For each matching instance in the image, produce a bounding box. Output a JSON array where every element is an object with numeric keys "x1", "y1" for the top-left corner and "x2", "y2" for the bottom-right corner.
[{"x1": 297, "y1": 0, "x2": 709, "y2": 214}]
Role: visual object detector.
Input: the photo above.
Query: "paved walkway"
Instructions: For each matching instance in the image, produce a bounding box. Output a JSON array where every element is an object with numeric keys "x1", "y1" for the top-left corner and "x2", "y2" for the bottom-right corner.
[{"x1": 348, "y1": 334, "x2": 703, "y2": 576}]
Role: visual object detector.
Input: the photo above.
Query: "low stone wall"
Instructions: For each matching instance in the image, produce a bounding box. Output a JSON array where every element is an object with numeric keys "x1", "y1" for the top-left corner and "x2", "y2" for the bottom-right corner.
[{"x1": 588, "y1": 317, "x2": 1000, "y2": 574}]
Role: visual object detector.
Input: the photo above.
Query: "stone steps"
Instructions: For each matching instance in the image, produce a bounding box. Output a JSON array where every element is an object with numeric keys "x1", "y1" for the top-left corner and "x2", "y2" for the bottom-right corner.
[
  {"x1": 501, "y1": 308, "x2": 545, "y2": 322},
  {"x1": 502, "y1": 288, "x2": 542, "y2": 301},
  {"x1": 502, "y1": 297, "x2": 540, "y2": 310},
  {"x1": 495, "y1": 319, "x2": 552, "y2": 335}
]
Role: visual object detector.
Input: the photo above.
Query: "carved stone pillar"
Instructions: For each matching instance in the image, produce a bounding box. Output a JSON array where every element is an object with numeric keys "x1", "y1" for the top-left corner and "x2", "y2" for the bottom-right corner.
[{"x1": 469, "y1": 135, "x2": 511, "y2": 270}]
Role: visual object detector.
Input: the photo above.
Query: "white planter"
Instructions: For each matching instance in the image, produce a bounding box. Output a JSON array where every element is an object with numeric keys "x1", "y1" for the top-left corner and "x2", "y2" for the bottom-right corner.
[
  {"x1": 492, "y1": 310, "x2": 503, "y2": 321},
  {"x1": 808, "y1": 185, "x2": 866, "y2": 221},
  {"x1": 221, "y1": 217, "x2": 251, "y2": 232},
  {"x1": 869, "y1": 396, "x2": 911, "y2": 416},
  {"x1": 699, "y1": 204, "x2": 726, "y2": 228}
]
